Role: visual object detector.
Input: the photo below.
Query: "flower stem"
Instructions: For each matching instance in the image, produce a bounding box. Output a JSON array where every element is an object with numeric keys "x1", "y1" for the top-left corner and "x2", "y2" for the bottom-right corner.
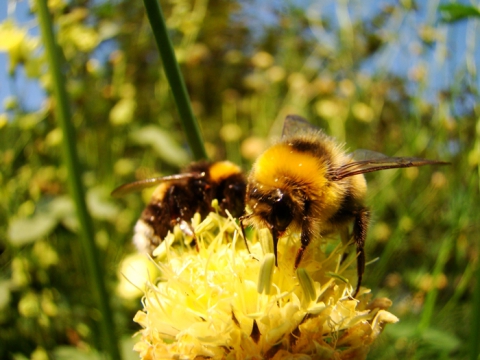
[
  {"x1": 35, "y1": 1, "x2": 121, "y2": 359},
  {"x1": 142, "y1": 0, "x2": 207, "y2": 160},
  {"x1": 417, "y1": 232, "x2": 453, "y2": 332},
  {"x1": 470, "y1": 252, "x2": 480, "y2": 359}
]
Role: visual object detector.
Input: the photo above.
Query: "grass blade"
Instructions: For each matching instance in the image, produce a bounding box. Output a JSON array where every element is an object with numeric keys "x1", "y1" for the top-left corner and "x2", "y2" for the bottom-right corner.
[
  {"x1": 142, "y1": 0, "x2": 207, "y2": 160},
  {"x1": 35, "y1": 1, "x2": 121, "y2": 358},
  {"x1": 417, "y1": 232, "x2": 454, "y2": 332},
  {"x1": 470, "y1": 260, "x2": 480, "y2": 360}
]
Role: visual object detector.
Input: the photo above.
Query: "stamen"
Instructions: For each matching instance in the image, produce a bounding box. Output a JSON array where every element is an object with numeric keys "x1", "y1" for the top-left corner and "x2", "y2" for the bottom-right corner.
[
  {"x1": 257, "y1": 253, "x2": 275, "y2": 294},
  {"x1": 297, "y1": 267, "x2": 316, "y2": 303},
  {"x1": 259, "y1": 228, "x2": 274, "y2": 255}
]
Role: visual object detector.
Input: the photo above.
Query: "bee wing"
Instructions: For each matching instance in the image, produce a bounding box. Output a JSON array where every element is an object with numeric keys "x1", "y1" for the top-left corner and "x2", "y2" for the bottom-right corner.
[
  {"x1": 332, "y1": 153, "x2": 449, "y2": 181},
  {"x1": 111, "y1": 173, "x2": 197, "y2": 197},
  {"x1": 282, "y1": 114, "x2": 325, "y2": 138},
  {"x1": 350, "y1": 149, "x2": 391, "y2": 161}
]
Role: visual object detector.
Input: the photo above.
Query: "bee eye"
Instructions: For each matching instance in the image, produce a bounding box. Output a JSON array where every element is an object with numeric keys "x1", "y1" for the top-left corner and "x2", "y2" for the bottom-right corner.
[{"x1": 270, "y1": 192, "x2": 293, "y2": 232}]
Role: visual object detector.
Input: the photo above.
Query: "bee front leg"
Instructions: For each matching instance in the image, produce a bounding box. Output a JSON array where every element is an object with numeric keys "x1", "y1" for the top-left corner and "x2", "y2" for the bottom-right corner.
[
  {"x1": 238, "y1": 215, "x2": 252, "y2": 255},
  {"x1": 353, "y1": 208, "x2": 370, "y2": 297},
  {"x1": 294, "y1": 219, "x2": 312, "y2": 269},
  {"x1": 272, "y1": 229, "x2": 279, "y2": 266}
]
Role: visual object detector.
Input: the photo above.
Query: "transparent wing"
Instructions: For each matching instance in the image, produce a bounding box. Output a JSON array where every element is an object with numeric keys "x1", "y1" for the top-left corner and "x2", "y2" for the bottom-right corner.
[
  {"x1": 279, "y1": 115, "x2": 450, "y2": 179},
  {"x1": 282, "y1": 114, "x2": 322, "y2": 138},
  {"x1": 332, "y1": 156, "x2": 449, "y2": 181},
  {"x1": 111, "y1": 173, "x2": 197, "y2": 197},
  {"x1": 349, "y1": 149, "x2": 390, "y2": 161}
]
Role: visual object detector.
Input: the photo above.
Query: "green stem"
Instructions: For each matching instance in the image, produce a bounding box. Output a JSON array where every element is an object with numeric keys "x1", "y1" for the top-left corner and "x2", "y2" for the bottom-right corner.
[
  {"x1": 417, "y1": 232, "x2": 454, "y2": 332},
  {"x1": 469, "y1": 259, "x2": 480, "y2": 360},
  {"x1": 35, "y1": 1, "x2": 121, "y2": 359},
  {"x1": 142, "y1": 0, "x2": 207, "y2": 160},
  {"x1": 470, "y1": 131, "x2": 480, "y2": 359}
]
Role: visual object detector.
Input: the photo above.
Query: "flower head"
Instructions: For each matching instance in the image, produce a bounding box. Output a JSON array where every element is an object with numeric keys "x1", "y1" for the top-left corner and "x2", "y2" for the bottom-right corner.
[
  {"x1": 0, "y1": 20, "x2": 39, "y2": 74},
  {"x1": 133, "y1": 211, "x2": 398, "y2": 359}
]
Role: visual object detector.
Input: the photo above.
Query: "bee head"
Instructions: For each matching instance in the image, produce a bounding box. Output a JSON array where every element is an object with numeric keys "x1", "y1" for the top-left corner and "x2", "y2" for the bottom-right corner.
[
  {"x1": 247, "y1": 185, "x2": 298, "y2": 235},
  {"x1": 268, "y1": 189, "x2": 294, "y2": 233}
]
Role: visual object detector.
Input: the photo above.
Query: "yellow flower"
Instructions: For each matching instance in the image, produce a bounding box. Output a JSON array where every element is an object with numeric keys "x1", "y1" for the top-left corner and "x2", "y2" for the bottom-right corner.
[
  {"x1": 252, "y1": 51, "x2": 274, "y2": 69},
  {"x1": 0, "y1": 20, "x2": 39, "y2": 73},
  {"x1": 117, "y1": 253, "x2": 160, "y2": 300},
  {"x1": 133, "y1": 212, "x2": 398, "y2": 359},
  {"x1": 352, "y1": 102, "x2": 375, "y2": 123},
  {"x1": 0, "y1": 21, "x2": 25, "y2": 52}
]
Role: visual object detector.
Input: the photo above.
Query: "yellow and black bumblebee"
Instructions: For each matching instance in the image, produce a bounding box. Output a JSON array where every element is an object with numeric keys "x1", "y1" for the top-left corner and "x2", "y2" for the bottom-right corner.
[
  {"x1": 243, "y1": 115, "x2": 448, "y2": 296},
  {"x1": 112, "y1": 161, "x2": 246, "y2": 255}
]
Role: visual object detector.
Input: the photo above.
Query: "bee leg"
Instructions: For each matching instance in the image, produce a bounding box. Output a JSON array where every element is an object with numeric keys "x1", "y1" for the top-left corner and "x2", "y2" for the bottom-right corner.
[
  {"x1": 339, "y1": 226, "x2": 351, "y2": 264},
  {"x1": 272, "y1": 229, "x2": 279, "y2": 266},
  {"x1": 239, "y1": 216, "x2": 252, "y2": 255},
  {"x1": 178, "y1": 219, "x2": 199, "y2": 251},
  {"x1": 294, "y1": 221, "x2": 311, "y2": 269},
  {"x1": 352, "y1": 208, "x2": 370, "y2": 297}
]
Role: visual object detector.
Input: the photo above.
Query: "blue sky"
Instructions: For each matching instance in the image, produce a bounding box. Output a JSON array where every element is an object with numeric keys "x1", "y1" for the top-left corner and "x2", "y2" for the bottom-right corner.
[
  {"x1": 1, "y1": 1, "x2": 479, "y2": 115},
  {"x1": 1, "y1": 0, "x2": 44, "y2": 111}
]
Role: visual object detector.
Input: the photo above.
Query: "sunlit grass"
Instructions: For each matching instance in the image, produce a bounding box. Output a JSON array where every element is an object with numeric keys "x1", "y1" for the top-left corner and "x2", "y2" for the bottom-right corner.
[
  {"x1": 142, "y1": 0, "x2": 207, "y2": 161},
  {"x1": 34, "y1": 0, "x2": 121, "y2": 358}
]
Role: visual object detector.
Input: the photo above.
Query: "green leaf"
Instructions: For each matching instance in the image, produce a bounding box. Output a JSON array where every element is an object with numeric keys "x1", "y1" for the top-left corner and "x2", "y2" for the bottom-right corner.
[
  {"x1": 0, "y1": 280, "x2": 11, "y2": 310},
  {"x1": 421, "y1": 327, "x2": 461, "y2": 352},
  {"x1": 7, "y1": 196, "x2": 82, "y2": 246},
  {"x1": 87, "y1": 187, "x2": 121, "y2": 221},
  {"x1": 384, "y1": 321, "x2": 460, "y2": 353},
  {"x1": 48, "y1": 195, "x2": 75, "y2": 218},
  {"x1": 53, "y1": 346, "x2": 103, "y2": 360},
  {"x1": 18, "y1": 111, "x2": 47, "y2": 130},
  {"x1": 8, "y1": 213, "x2": 58, "y2": 246},
  {"x1": 109, "y1": 97, "x2": 137, "y2": 125},
  {"x1": 383, "y1": 319, "x2": 417, "y2": 339},
  {"x1": 121, "y1": 335, "x2": 141, "y2": 360},
  {"x1": 439, "y1": 4, "x2": 480, "y2": 23},
  {"x1": 98, "y1": 21, "x2": 120, "y2": 41},
  {"x1": 48, "y1": 196, "x2": 79, "y2": 232},
  {"x1": 130, "y1": 125, "x2": 191, "y2": 167},
  {"x1": 11, "y1": 354, "x2": 28, "y2": 360}
]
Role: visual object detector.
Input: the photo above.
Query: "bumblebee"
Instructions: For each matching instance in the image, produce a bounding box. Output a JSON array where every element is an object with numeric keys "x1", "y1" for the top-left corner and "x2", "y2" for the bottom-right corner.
[
  {"x1": 244, "y1": 115, "x2": 448, "y2": 296},
  {"x1": 112, "y1": 161, "x2": 246, "y2": 255}
]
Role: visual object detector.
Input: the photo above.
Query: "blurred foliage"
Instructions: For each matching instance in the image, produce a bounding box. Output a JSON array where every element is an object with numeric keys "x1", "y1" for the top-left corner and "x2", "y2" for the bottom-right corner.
[
  {"x1": 0, "y1": 0, "x2": 478, "y2": 359},
  {"x1": 440, "y1": 3, "x2": 480, "y2": 23}
]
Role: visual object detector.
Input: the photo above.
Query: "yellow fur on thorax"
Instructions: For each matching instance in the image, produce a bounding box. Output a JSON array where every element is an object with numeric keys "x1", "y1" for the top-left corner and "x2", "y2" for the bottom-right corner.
[
  {"x1": 252, "y1": 142, "x2": 349, "y2": 219},
  {"x1": 253, "y1": 143, "x2": 327, "y2": 193},
  {"x1": 210, "y1": 161, "x2": 241, "y2": 182}
]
